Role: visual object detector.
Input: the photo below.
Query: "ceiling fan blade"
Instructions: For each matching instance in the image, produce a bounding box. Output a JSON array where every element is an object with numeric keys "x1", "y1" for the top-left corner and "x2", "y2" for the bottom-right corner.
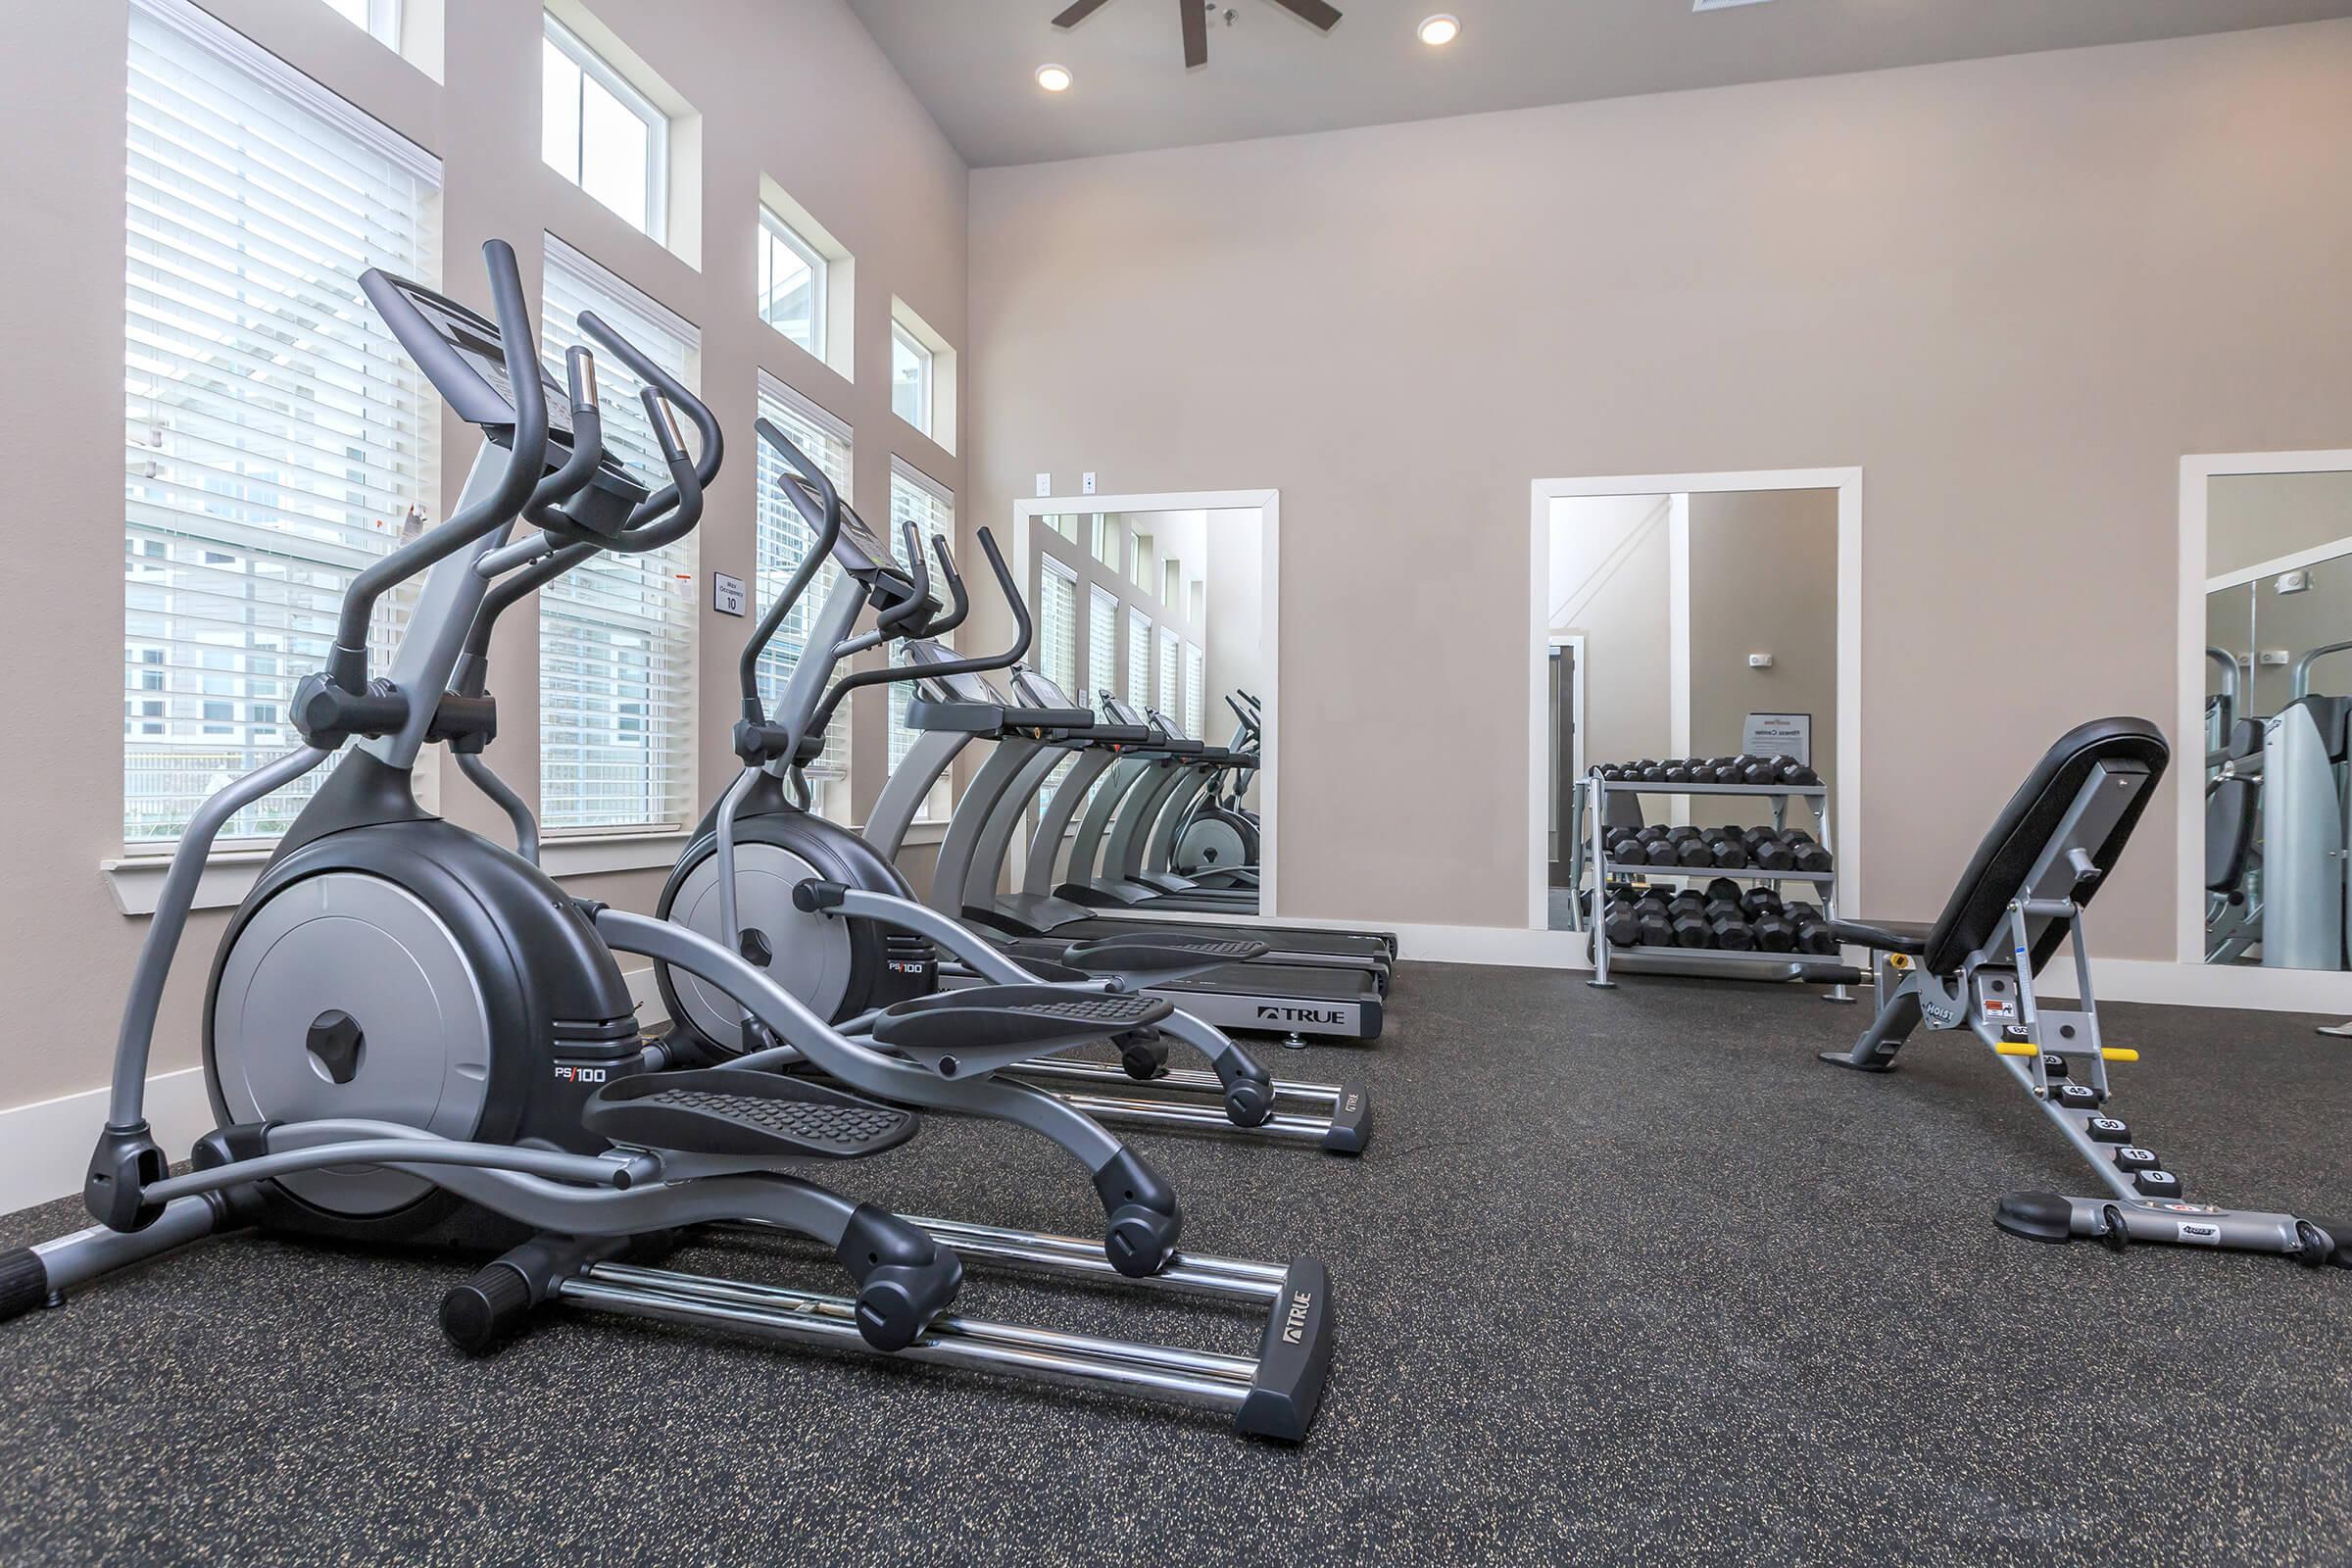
[
  {"x1": 1180, "y1": 0, "x2": 1208, "y2": 67},
  {"x1": 1263, "y1": 0, "x2": 1343, "y2": 30},
  {"x1": 1052, "y1": 0, "x2": 1115, "y2": 27}
]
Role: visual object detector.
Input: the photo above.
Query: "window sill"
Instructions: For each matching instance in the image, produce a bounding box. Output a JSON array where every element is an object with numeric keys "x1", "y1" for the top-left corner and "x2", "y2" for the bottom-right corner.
[
  {"x1": 102, "y1": 829, "x2": 691, "y2": 916},
  {"x1": 538, "y1": 830, "x2": 693, "y2": 877}
]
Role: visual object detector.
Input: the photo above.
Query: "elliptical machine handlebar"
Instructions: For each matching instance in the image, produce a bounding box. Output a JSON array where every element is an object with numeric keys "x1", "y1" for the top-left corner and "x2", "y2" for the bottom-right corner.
[
  {"x1": 739, "y1": 416, "x2": 846, "y2": 719},
  {"x1": 923, "y1": 535, "x2": 969, "y2": 637},
  {"x1": 804, "y1": 527, "x2": 1031, "y2": 740},
  {"x1": 329, "y1": 239, "x2": 549, "y2": 693},
  {"x1": 577, "y1": 308, "x2": 723, "y2": 541},
  {"x1": 520, "y1": 346, "x2": 606, "y2": 544}
]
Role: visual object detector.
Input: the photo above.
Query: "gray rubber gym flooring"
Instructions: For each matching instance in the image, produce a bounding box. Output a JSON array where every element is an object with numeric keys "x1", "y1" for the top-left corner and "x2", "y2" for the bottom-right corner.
[{"x1": 3, "y1": 961, "x2": 2348, "y2": 1566}]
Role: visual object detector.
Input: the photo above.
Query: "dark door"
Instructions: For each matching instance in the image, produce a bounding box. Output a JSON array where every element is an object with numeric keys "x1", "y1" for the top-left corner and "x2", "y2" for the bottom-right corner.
[{"x1": 1548, "y1": 644, "x2": 1577, "y2": 888}]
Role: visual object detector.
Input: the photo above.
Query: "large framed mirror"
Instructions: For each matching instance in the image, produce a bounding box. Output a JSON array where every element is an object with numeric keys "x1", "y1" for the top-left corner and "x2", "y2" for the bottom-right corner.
[
  {"x1": 2185, "y1": 456, "x2": 2352, "y2": 979},
  {"x1": 1014, "y1": 490, "x2": 1278, "y2": 919},
  {"x1": 1528, "y1": 469, "x2": 1862, "y2": 969}
]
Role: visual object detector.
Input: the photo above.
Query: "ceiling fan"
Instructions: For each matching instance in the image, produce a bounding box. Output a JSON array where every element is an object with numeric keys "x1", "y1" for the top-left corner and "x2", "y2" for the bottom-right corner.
[{"x1": 1052, "y1": 0, "x2": 1344, "y2": 72}]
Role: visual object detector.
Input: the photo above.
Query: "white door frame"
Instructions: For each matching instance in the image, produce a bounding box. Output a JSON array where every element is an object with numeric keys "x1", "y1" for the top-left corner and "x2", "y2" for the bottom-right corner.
[
  {"x1": 1012, "y1": 488, "x2": 1280, "y2": 917},
  {"x1": 2174, "y1": 449, "x2": 2352, "y2": 1009},
  {"x1": 1547, "y1": 632, "x2": 1590, "y2": 785},
  {"x1": 1528, "y1": 468, "x2": 1864, "y2": 947}
]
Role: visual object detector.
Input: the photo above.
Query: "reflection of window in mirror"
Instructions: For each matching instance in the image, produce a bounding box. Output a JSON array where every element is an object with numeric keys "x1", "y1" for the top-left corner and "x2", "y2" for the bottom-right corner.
[
  {"x1": 1091, "y1": 514, "x2": 1119, "y2": 571},
  {"x1": 2201, "y1": 467, "x2": 2352, "y2": 971},
  {"x1": 1131, "y1": 528, "x2": 1155, "y2": 591}
]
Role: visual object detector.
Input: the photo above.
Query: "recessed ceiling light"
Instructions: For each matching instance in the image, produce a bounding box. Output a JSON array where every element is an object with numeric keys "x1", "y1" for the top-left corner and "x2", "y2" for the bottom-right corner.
[
  {"x1": 1417, "y1": 14, "x2": 1459, "y2": 46},
  {"x1": 1036, "y1": 63, "x2": 1073, "y2": 92}
]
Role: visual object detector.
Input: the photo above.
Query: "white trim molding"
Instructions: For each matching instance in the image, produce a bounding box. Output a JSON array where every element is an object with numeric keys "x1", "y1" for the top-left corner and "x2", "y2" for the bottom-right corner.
[
  {"x1": 1013, "y1": 488, "x2": 1281, "y2": 918},
  {"x1": 2175, "y1": 448, "x2": 2352, "y2": 1011},
  {"x1": 0, "y1": 964, "x2": 673, "y2": 1218},
  {"x1": 103, "y1": 830, "x2": 690, "y2": 915},
  {"x1": 0, "y1": 1068, "x2": 210, "y2": 1218},
  {"x1": 1528, "y1": 467, "x2": 1864, "y2": 941}
]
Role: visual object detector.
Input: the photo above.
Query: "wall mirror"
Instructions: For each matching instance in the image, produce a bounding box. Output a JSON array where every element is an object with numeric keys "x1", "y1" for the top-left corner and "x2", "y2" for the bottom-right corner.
[
  {"x1": 1542, "y1": 486, "x2": 1842, "y2": 981},
  {"x1": 1020, "y1": 504, "x2": 1268, "y2": 917},
  {"x1": 2201, "y1": 467, "x2": 2352, "y2": 971}
]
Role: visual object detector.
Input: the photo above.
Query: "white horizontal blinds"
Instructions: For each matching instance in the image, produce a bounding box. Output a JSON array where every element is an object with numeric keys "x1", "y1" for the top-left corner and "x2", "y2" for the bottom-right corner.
[
  {"x1": 538, "y1": 237, "x2": 700, "y2": 832},
  {"x1": 123, "y1": 0, "x2": 441, "y2": 847},
  {"x1": 1039, "y1": 560, "x2": 1079, "y2": 696},
  {"x1": 1125, "y1": 609, "x2": 1152, "y2": 710},
  {"x1": 754, "y1": 373, "x2": 851, "y2": 783},
  {"x1": 1087, "y1": 585, "x2": 1117, "y2": 708},
  {"x1": 1036, "y1": 558, "x2": 1080, "y2": 822},
  {"x1": 1157, "y1": 629, "x2": 1181, "y2": 729},
  {"x1": 1183, "y1": 642, "x2": 1204, "y2": 741},
  {"x1": 888, "y1": 460, "x2": 954, "y2": 816}
]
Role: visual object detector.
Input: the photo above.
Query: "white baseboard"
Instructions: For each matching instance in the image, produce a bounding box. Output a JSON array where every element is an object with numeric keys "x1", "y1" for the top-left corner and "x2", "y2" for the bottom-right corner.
[
  {"x1": 1282, "y1": 912, "x2": 2351, "y2": 1015},
  {"x1": 1, "y1": 965, "x2": 677, "y2": 1223},
  {"x1": 0, "y1": 1067, "x2": 213, "y2": 1220},
  {"x1": 9, "y1": 935, "x2": 2328, "y2": 1223}
]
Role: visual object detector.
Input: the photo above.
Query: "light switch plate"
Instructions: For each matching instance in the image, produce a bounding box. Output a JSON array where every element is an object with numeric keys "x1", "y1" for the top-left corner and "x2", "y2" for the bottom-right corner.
[
  {"x1": 1035, "y1": 473, "x2": 1052, "y2": 497},
  {"x1": 1082, "y1": 472, "x2": 1097, "y2": 495}
]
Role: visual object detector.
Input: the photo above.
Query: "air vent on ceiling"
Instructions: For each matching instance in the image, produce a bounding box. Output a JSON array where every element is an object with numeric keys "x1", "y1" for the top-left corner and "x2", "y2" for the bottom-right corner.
[{"x1": 1692, "y1": 0, "x2": 1774, "y2": 11}]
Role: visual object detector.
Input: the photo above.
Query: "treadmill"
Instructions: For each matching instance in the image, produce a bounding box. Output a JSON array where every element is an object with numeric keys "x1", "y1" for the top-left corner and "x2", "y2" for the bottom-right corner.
[
  {"x1": 864, "y1": 652, "x2": 1389, "y2": 1042},
  {"x1": 1064, "y1": 697, "x2": 1263, "y2": 911}
]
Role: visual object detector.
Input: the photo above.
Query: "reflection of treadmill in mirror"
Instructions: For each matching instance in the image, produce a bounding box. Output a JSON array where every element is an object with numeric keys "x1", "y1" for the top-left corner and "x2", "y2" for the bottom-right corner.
[
  {"x1": 865, "y1": 648, "x2": 1388, "y2": 1041},
  {"x1": 1084, "y1": 696, "x2": 1261, "y2": 910},
  {"x1": 1001, "y1": 674, "x2": 1390, "y2": 979}
]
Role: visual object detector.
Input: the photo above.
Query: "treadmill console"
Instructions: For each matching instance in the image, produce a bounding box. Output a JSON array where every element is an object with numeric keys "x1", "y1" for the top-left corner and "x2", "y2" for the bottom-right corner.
[
  {"x1": 1012, "y1": 670, "x2": 1074, "y2": 708},
  {"x1": 903, "y1": 639, "x2": 1007, "y2": 706}
]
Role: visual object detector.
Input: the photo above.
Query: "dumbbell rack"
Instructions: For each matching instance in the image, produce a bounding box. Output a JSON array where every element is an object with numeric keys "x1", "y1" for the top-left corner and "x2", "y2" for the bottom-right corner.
[{"x1": 1579, "y1": 771, "x2": 1860, "y2": 990}]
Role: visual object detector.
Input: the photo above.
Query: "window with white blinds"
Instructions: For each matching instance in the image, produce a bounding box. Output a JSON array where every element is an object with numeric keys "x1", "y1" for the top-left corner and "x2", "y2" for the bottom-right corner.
[
  {"x1": 1125, "y1": 610, "x2": 1152, "y2": 711},
  {"x1": 539, "y1": 236, "x2": 700, "y2": 833},
  {"x1": 1087, "y1": 585, "x2": 1117, "y2": 709},
  {"x1": 122, "y1": 0, "x2": 442, "y2": 847},
  {"x1": 755, "y1": 372, "x2": 850, "y2": 787},
  {"x1": 1184, "y1": 642, "x2": 1204, "y2": 741},
  {"x1": 1035, "y1": 558, "x2": 1080, "y2": 823},
  {"x1": 1157, "y1": 629, "x2": 1181, "y2": 728},
  {"x1": 888, "y1": 459, "x2": 954, "y2": 819}
]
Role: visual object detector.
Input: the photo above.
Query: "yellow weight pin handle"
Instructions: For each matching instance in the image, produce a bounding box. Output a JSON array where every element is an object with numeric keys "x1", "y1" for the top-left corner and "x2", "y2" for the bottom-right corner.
[{"x1": 1994, "y1": 1042, "x2": 2138, "y2": 1061}]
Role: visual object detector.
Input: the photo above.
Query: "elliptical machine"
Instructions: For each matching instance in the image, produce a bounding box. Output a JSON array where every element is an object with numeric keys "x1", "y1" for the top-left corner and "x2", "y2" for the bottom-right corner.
[
  {"x1": 1170, "y1": 692, "x2": 1263, "y2": 887},
  {"x1": 4, "y1": 240, "x2": 961, "y2": 1348},
  {"x1": 2, "y1": 242, "x2": 1334, "y2": 1440},
  {"x1": 641, "y1": 425, "x2": 1365, "y2": 1150}
]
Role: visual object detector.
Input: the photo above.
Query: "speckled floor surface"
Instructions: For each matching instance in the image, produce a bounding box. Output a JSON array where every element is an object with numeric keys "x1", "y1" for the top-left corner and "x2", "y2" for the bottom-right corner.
[{"x1": 4, "y1": 962, "x2": 2350, "y2": 1566}]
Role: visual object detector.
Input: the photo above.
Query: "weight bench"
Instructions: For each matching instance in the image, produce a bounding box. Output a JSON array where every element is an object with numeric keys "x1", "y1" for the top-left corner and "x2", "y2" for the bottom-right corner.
[{"x1": 1820, "y1": 716, "x2": 2348, "y2": 1265}]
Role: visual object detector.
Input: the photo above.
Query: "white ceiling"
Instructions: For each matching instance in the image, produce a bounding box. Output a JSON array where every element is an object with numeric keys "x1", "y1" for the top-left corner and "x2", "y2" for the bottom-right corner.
[{"x1": 845, "y1": 0, "x2": 2352, "y2": 168}]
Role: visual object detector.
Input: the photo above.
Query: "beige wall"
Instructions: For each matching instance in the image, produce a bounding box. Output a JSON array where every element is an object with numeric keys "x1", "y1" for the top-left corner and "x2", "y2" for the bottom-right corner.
[
  {"x1": 0, "y1": 0, "x2": 964, "y2": 1106},
  {"x1": 966, "y1": 21, "x2": 2352, "y2": 943},
  {"x1": 1687, "y1": 489, "x2": 1839, "y2": 831}
]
